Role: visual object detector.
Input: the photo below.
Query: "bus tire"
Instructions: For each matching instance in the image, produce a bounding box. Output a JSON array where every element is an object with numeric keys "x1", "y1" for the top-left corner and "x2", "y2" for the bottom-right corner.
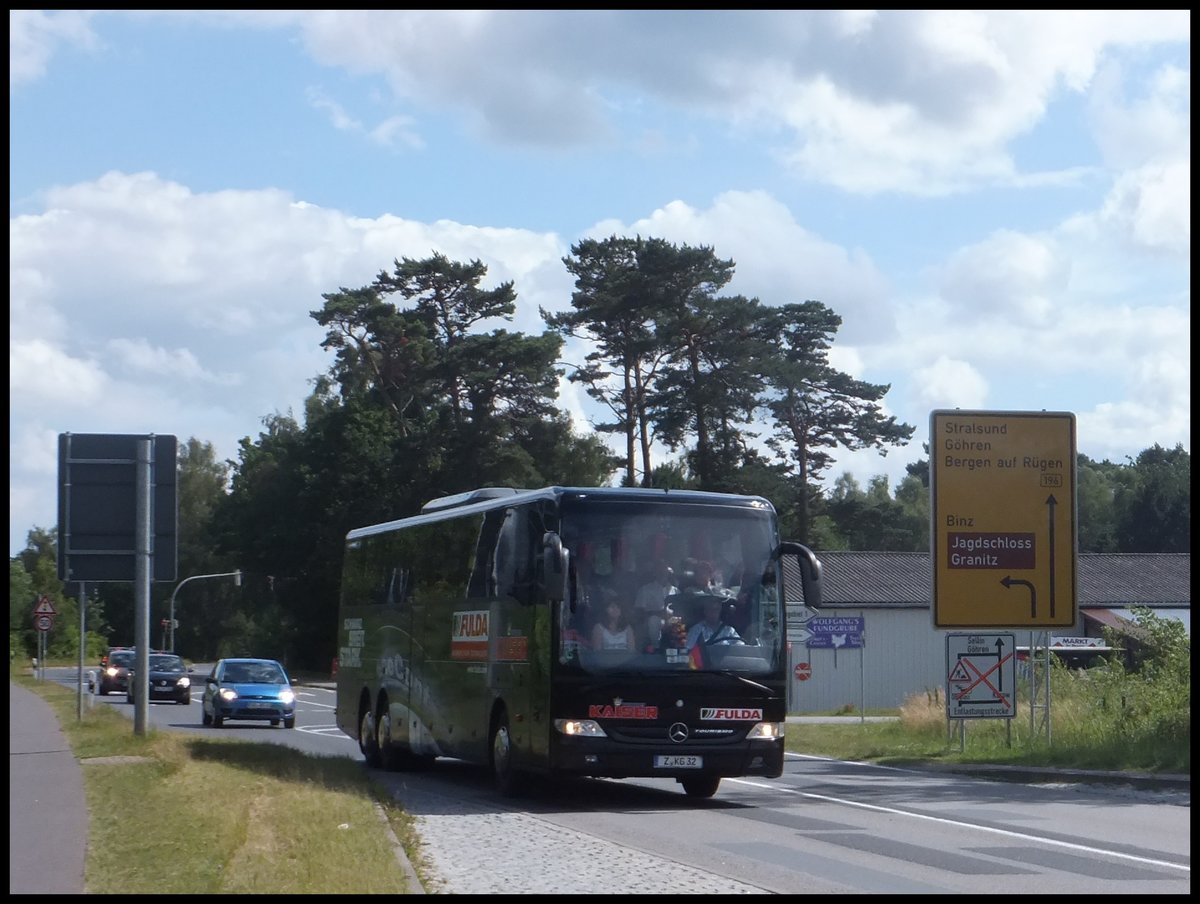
[
  {"x1": 490, "y1": 709, "x2": 524, "y2": 796},
  {"x1": 376, "y1": 704, "x2": 402, "y2": 772},
  {"x1": 680, "y1": 775, "x2": 721, "y2": 798},
  {"x1": 359, "y1": 705, "x2": 381, "y2": 768}
]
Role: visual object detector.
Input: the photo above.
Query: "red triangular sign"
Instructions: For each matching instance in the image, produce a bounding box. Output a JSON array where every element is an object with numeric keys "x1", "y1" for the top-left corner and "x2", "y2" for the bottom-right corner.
[
  {"x1": 33, "y1": 596, "x2": 57, "y2": 616},
  {"x1": 948, "y1": 660, "x2": 971, "y2": 682}
]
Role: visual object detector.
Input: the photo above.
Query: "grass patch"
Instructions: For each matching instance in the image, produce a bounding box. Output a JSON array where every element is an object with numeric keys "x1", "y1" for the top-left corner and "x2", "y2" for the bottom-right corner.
[
  {"x1": 16, "y1": 673, "x2": 427, "y2": 894},
  {"x1": 788, "y1": 669, "x2": 1189, "y2": 775}
]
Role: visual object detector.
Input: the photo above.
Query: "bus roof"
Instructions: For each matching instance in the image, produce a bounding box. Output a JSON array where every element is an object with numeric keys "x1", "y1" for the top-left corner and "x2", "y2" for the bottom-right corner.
[{"x1": 345, "y1": 485, "x2": 775, "y2": 542}]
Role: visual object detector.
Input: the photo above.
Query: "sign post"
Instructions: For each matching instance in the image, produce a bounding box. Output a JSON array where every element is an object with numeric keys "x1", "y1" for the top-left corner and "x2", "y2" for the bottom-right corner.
[{"x1": 930, "y1": 410, "x2": 1077, "y2": 629}]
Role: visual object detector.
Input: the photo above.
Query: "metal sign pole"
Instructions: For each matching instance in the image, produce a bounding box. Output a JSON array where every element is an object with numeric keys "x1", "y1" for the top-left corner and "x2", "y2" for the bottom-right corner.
[
  {"x1": 77, "y1": 582, "x2": 86, "y2": 721},
  {"x1": 133, "y1": 438, "x2": 152, "y2": 736},
  {"x1": 860, "y1": 632, "x2": 866, "y2": 723}
]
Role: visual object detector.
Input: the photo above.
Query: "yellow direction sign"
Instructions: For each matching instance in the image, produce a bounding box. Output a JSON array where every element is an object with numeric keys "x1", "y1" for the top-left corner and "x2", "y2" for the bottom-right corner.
[{"x1": 930, "y1": 410, "x2": 1077, "y2": 629}]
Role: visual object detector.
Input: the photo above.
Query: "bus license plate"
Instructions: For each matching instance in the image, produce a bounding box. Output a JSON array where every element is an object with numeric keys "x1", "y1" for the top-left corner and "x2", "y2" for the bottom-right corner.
[{"x1": 655, "y1": 755, "x2": 702, "y2": 768}]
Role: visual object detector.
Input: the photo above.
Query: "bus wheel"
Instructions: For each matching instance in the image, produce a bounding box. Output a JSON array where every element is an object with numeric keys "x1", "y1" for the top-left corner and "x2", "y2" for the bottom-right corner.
[
  {"x1": 490, "y1": 710, "x2": 524, "y2": 796},
  {"x1": 680, "y1": 776, "x2": 721, "y2": 798},
  {"x1": 376, "y1": 707, "x2": 400, "y2": 772},
  {"x1": 359, "y1": 707, "x2": 381, "y2": 768}
]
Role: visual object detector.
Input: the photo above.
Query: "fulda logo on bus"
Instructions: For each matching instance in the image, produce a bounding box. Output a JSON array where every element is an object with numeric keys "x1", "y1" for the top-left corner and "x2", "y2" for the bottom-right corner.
[
  {"x1": 588, "y1": 702, "x2": 659, "y2": 719},
  {"x1": 450, "y1": 610, "x2": 489, "y2": 661},
  {"x1": 452, "y1": 610, "x2": 489, "y2": 638},
  {"x1": 700, "y1": 707, "x2": 763, "y2": 721}
]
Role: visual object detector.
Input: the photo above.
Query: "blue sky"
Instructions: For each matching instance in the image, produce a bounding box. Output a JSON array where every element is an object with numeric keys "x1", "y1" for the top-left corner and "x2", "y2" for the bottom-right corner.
[{"x1": 9, "y1": 10, "x2": 1191, "y2": 556}]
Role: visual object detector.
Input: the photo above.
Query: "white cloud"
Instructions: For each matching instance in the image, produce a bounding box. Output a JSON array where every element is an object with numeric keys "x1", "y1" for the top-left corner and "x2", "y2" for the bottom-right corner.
[
  {"x1": 16, "y1": 11, "x2": 1186, "y2": 195},
  {"x1": 594, "y1": 190, "x2": 895, "y2": 345},
  {"x1": 937, "y1": 231, "x2": 1069, "y2": 327},
  {"x1": 8, "y1": 9, "x2": 100, "y2": 85},
  {"x1": 1098, "y1": 160, "x2": 1190, "y2": 256},
  {"x1": 10, "y1": 339, "x2": 108, "y2": 408}
]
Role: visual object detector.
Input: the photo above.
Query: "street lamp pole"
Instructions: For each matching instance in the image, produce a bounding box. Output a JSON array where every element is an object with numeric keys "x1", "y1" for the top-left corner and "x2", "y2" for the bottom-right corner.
[{"x1": 167, "y1": 570, "x2": 242, "y2": 652}]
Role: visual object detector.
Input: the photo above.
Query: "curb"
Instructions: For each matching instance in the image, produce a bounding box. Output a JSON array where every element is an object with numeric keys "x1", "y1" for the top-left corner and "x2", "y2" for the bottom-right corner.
[{"x1": 372, "y1": 802, "x2": 426, "y2": 894}]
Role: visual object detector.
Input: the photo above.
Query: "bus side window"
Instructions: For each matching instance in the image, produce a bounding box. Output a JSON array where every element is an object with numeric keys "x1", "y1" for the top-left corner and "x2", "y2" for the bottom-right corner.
[
  {"x1": 494, "y1": 507, "x2": 536, "y2": 604},
  {"x1": 384, "y1": 566, "x2": 413, "y2": 608},
  {"x1": 468, "y1": 510, "x2": 505, "y2": 598}
]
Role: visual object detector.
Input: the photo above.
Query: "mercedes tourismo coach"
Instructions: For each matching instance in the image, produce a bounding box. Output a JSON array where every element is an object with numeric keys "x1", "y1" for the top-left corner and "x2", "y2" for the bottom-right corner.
[{"x1": 335, "y1": 486, "x2": 822, "y2": 798}]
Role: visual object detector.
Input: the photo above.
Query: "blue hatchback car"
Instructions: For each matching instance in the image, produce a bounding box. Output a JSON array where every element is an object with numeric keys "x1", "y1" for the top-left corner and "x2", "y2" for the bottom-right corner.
[{"x1": 202, "y1": 658, "x2": 296, "y2": 728}]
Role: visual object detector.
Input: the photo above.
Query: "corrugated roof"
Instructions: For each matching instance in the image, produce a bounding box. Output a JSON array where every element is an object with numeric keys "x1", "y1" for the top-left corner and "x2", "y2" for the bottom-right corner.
[{"x1": 813, "y1": 551, "x2": 1190, "y2": 608}]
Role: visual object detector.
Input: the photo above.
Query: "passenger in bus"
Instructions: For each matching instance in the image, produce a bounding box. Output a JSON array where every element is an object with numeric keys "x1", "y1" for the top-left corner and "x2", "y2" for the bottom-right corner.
[
  {"x1": 633, "y1": 560, "x2": 678, "y2": 649},
  {"x1": 591, "y1": 599, "x2": 636, "y2": 652},
  {"x1": 576, "y1": 549, "x2": 616, "y2": 607},
  {"x1": 686, "y1": 597, "x2": 743, "y2": 649},
  {"x1": 676, "y1": 557, "x2": 717, "y2": 594}
]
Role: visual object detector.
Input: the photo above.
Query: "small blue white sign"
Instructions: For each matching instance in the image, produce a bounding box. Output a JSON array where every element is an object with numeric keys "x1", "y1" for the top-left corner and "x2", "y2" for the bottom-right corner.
[{"x1": 805, "y1": 615, "x2": 865, "y2": 649}]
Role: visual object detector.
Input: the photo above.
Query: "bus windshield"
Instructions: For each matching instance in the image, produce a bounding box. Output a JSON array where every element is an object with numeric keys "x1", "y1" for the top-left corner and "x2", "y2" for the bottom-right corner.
[{"x1": 556, "y1": 499, "x2": 782, "y2": 677}]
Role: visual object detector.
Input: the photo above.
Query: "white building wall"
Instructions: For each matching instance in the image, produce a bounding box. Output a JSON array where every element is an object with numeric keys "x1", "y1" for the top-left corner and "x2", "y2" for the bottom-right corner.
[
  {"x1": 782, "y1": 604, "x2": 1182, "y2": 713},
  {"x1": 787, "y1": 609, "x2": 951, "y2": 713}
]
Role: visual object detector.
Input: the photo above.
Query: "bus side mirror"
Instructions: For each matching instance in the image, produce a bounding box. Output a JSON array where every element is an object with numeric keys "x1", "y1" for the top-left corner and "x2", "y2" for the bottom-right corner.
[
  {"x1": 778, "y1": 541, "x2": 823, "y2": 609},
  {"x1": 542, "y1": 532, "x2": 569, "y2": 603}
]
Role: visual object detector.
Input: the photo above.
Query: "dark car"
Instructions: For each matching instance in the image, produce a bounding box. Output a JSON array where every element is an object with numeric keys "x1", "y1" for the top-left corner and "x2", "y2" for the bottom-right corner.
[
  {"x1": 100, "y1": 645, "x2": 131, "y2": 669},
  {"x1": 96, "y1": 649, "x2": 137, "y2": 695},
  {"x1": 126, "y1": 653, "x2": 193, "y2": 705},
  {"x1": 202, "y1": 658, "x2": 296, "y2": 728}
]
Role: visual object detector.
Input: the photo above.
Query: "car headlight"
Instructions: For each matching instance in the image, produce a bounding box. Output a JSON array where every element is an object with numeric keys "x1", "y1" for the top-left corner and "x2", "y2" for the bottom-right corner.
[
  {"x1": 553, "y1": 719, "x2": 607, "y2": 737},
  {"x1": 219, "y1": 687, "x2": 238, "y2": 701},
  {"x1": 278, "y1": 689, "x2": 295, "y2": 705},
  {"x1": 177, "y1": 676, "x2": 190, "y2": 688},
  {"x1": 106, "y1": 667, "x2": 118, "y2": 677},
  {"x1": 746, "y1": 721, "x2": 784, "y2": 740}
]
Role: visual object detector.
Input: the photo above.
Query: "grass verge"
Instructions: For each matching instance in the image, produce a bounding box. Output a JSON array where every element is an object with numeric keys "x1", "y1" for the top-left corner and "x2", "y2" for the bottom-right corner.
[
  {"x1": 15, "y1": 672, "x2": 428, "y2": 894},
  {"x1": 787, "y1": 684, "x2": 1189, "y2": 774}
]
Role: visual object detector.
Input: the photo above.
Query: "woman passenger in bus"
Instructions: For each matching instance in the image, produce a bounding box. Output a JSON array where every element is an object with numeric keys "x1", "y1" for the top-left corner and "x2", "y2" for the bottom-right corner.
[{"x1": 591, "y1": 599, "x2": 636, "y2": 652}]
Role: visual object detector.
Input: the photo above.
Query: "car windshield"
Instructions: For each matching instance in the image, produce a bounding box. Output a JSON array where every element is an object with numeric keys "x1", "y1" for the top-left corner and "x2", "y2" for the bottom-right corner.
[
  {"x1": 110, "y1": 652, "x2": 135, "y2": 667},
  {"x1": 224, "y1": 662, "x2": 285, "y2": 684},
  {"x1": 149, "y1": 655, "x2": 185, "y2": 672}
]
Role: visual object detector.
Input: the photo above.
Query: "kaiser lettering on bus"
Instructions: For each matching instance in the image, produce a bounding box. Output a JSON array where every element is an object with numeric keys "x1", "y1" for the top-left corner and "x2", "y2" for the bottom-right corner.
[{"x1": 588, "y1": 703, "x2": 658, "y2": 719}]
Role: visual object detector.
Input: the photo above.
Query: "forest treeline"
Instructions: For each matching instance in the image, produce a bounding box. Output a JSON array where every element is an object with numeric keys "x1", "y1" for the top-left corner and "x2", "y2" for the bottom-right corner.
[{"x1": 9, "y1": 238, "x2": 1191, "y2": 670}]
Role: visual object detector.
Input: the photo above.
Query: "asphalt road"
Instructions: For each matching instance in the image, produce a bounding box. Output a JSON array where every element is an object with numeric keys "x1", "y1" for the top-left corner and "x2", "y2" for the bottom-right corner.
[{"x1": 37, "y1": 664, "x2": 1192, "y2": 894}]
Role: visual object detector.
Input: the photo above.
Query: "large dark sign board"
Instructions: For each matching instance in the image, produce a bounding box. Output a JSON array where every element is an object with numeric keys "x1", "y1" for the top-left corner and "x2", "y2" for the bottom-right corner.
[{"x1": 57, "y1": 433, "x2": 178, "y2": 582}]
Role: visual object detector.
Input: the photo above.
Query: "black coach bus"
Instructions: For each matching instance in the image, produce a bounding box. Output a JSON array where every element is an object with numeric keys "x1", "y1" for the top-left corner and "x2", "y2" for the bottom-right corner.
[{"x1": 335, "y1": 486, "x2": 822, "y2": 798}]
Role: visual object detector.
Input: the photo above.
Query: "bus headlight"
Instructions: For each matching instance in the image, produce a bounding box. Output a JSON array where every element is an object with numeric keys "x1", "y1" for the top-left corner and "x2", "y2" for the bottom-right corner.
[
  {"x1": 746, "y1": 721, "x2": 784, "y2": 740},
  {"x1": 554, "y1": 719, "x2": 607, "y2": 738}
]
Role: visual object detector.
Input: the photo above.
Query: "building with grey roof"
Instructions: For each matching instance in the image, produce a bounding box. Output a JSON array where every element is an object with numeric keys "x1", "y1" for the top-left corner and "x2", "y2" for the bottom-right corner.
[{"x1": 787, "y1": 552, "x2": 1189, "y2": 713}]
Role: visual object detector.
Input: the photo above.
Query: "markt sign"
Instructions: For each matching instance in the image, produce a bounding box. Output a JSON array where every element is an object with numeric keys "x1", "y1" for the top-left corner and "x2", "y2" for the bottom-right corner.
[{"x1": 930, "y1": 410, "x2": 1077, "y2": 629}]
